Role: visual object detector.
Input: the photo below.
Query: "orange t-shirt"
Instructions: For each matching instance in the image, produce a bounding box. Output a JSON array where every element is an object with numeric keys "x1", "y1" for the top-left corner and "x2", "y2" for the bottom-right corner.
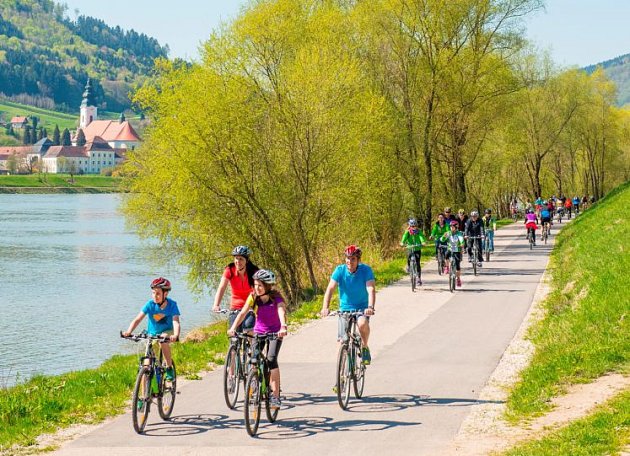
[{"x1": 223, "y1": 265, "x2": 253, "y2": 310}]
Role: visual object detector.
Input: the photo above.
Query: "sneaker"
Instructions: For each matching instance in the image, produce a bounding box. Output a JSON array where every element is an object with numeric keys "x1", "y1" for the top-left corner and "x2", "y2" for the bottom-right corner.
[
  {"x1": 443, "y1": 266, "x2": 449, "y2": 274},
  {"x1": 468, "y1": 257, "x2": 473, "y2": 263},
  {"x1": 165, "y1": 366, "x2": 175, "y2": 381},
  {"x1": 477, "y1": 262, "x2": 482, "y2": 268},
  {"x1": 456, "y1": 278, "x2": 462, "y2": 287},
  {"x1": 270, "y1": 396, "x2": 281, "y2": 410},
  {"x1": 418, "y1": 280, "x2": 422, "y2": 286},
  {"x1": 361, "y1": 347, "x2": 371, "y2": 365}
]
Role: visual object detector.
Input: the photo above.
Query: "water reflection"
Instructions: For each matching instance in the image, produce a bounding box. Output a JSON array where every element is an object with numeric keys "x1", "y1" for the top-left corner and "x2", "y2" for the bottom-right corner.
[{"x1": 0, "y1": 194, "x2": 217, "y2": 387}]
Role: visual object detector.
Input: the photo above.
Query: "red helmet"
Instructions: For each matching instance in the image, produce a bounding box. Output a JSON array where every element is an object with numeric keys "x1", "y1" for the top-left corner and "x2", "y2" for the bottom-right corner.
[
  {"x1": 344, "y1": 245, "x2": 362, "y2": 258},
  {"x1": 150, "y1": 277, "x2": 171, "y2": 291},
  {"x1": 450, "y1": 220, "x2": 459, "y2": 227}
]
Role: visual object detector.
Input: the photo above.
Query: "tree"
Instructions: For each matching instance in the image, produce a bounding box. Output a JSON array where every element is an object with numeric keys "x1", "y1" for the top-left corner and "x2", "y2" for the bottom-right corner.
[
  {"x1": 23, "y1": 125, "x2": 32, "y2": 145},
  {"x1": 53, "y1": 124, "x2": 60, "y2": 145},
  {"x1": 7, "y1": 153, "x2": 18, "y2": 174},
  {"x1": 57, "y1": 156, "x2": 67, "y2": 173},
  {"x1": 61, "y1": 128, "x2": 71, "y2": 146},
  {"x1": 76, "y1": 128, "x2": 86, "y2": 146}
]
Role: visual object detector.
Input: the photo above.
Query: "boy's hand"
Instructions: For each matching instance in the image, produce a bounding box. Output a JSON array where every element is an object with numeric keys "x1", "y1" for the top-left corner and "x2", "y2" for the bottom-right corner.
[
  {"x1": 320, "y1": 308, "x2": 329, "y2": 318},
  {"x1": 121, "y1": 331, "x2": 131, "y2": 337},
  {"x1": 169, "y1": 334, "x2": 179, "y2": 342}
]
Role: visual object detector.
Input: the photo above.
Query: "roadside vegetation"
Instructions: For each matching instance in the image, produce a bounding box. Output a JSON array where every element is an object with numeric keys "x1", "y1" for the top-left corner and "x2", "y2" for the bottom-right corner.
[
  {"x1": 0, "y1": 174, "x2": 121, "y2": 191},
  {"x1": 502, "y1": 182, "x2": 630, "y2": 453}
]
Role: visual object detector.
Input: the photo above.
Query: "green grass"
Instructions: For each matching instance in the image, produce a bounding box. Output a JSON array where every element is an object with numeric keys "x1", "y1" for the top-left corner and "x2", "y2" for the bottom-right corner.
[
  {"x1": 0, "y1": 174, "x2": 121, "y2": 189},
  {"x1": 505, "y1": 182, "x2": 630, "y2": 420},
  {"x1": 0, "y1": 221, "x2": 511, "y2": 451},
  {"x1": 502, "y1": 390, "x2": 630, "y2": 456}
]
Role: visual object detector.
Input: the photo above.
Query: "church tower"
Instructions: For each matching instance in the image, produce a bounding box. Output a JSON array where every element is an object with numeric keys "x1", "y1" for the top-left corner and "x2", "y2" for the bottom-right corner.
[{"x1": 79, "y1": 78, "x2": 97, "y2": 129}]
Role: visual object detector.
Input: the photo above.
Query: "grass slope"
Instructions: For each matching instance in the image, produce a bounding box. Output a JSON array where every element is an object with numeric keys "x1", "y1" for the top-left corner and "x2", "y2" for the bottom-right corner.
[{"x1": 0, "y1": 174, "x2": 121, "y2": 188}]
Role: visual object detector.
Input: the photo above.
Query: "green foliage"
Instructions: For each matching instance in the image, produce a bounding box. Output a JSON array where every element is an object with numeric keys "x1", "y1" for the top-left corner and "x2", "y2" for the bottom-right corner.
[
  {"x1": 61, "y1": 128, "x2": 71, "y2": 146},
  {"x1": 506, "y1": 182, "x2": 630, "y2": 420},
  {"x1": 0, "y1": 174, "x2": 121, "y2": 188}
]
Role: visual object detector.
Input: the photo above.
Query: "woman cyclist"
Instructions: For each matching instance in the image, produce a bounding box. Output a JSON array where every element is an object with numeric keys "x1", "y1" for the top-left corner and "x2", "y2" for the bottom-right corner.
[
  {"x1": 212, "y1": 246, "x2": 259, "y2": 332},
  {"x1": 524, "y1": 209, "x2": 539, "y2": 245},
  {"x1": 228, "y1": 270, "x2": 287, "y2": 409},
  {"x1": 400, "y1": 218, "x2": 426, "y2": 285},
  {"x1": 430, "y1": 213, "x2": 449, "y2": 262}
]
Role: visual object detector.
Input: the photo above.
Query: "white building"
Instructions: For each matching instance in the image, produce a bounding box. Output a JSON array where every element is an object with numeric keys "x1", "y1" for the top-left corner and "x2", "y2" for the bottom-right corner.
[{"x1": 43, "y1": 137, "x2": 119, "y2": 174}]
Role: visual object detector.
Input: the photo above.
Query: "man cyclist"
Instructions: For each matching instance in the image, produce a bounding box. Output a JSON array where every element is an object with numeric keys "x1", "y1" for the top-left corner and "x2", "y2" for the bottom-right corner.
[
  {"x1": 465, "y1": 210, "x2": 485, "y2": 266},
  {"x1": 481, "y1": 209, "x2": 496, "y2": 253},
  {"x1": 321, "y1": 245, "x2": 376, "y2": 365},
  {"x1": 564, "y1": 197, "x2": 573, "y2": 218},
  {"x1": 573, "y1": 195, "x2": 581, "y2": 214},
  {"x1": 443, "y1": 207, "x2": 457, "y2": 224},
  {"x1": 401, "y1": 218, "x2": 426, "y2": 286},
  {"x1": 540, "y1": 204, "x2": 552, "y2": 239}
]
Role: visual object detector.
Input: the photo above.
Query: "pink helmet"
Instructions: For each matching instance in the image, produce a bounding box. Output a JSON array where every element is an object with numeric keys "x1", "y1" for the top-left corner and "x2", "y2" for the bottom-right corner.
[
  {"x1": 450, "y1": 220, "x2": 459, "y2": 227},
  {"x1": 150, "y1": 277, "x2": 171, "y2": 291},
  {"x1": 344, "y1": 245, "x2": 362, "y2": 258}
]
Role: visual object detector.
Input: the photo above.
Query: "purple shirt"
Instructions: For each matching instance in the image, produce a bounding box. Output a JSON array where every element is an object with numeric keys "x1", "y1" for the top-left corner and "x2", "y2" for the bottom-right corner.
[{"x1": 246, "y1": 294, "x2": 284, "y2": 334}]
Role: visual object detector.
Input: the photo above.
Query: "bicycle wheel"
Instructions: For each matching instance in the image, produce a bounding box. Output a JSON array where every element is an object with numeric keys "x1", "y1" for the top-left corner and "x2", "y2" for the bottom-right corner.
[
  {"x1": 410, "y1": 260, "x2": 416, "y2": 292},
  {"x1": 437, "y1": 251, "x2": 443, "y2": 275},
  {"x1": 485, "y1": 242, "x2": 490, "y2": 262},
  {"x1": 352, "y1": 343, "x2": 366, "y2": 399},
  {"x1": 132, "y1": 367, "x2": 151, "y2": 434},
  {"x1": 529, "y1": 233, "x2": 533, "y2": 250},
  {"x1": 449, "y1": 264, "x2": 456, "y2": 292},
  {"x1": 264, "y1": 371, "x2": 280, "y2": 423},
  {"x1": 336, "y1": 344, "x2": 351, "y2": 410},
  {"x1": 158, "y1": 362, "x2": 177, "y2": 420},
  {"x1": 223, "y1": 345, "x2": 240, "y2": 409},
  {"x1": 244, "y1": 369, "x2": 261, "y2": 436},
  {"x1": 544, "y1": 228, "x2": 548, "y2": 244},
  {"x1": 472, "y1": 250, "x2": 478, "y2": 276}
]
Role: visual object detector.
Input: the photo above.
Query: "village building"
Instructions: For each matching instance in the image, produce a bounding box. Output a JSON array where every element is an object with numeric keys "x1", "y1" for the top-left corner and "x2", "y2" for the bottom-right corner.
[
  {"x1": 43, "y1": 136, "x2": 117, "y2": 174},
  {"x1": 10, "y1": 116, "x2": 28, "y2": 129}
]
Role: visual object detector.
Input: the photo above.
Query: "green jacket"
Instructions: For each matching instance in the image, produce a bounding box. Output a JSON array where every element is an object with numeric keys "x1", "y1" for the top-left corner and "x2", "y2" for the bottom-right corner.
[
  {"x1": 431, "y1": 222, "x2": 449, "y2": 239},
  {"x1": 401, "y1": 229, "x2": 426, "y2": 252},
  {"x1": 440, "y1": 231, "x2": 465, "y2": 253},
  {"x1": 482, "y1": 215, "x2": 497, "y2": 231}
]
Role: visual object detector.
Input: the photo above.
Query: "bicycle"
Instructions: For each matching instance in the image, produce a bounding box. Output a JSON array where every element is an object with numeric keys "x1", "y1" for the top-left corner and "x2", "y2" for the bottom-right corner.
[
  {"x1": 447, "y1": 251, "x2": 458, "y2": 292},
  {"x1": 244, "y1": 332, "x2": 281, "y2": 436},
  {"x1": 436, "y1": 243, "x2": 447, "y2": 276},
  {"x1": 542, "y1": 222, "x2": 550, "y2": 244},
  {"x1": 483, "y1": 234, "x2": 492, "y2": 262},
  {"x1": 332, "y1": 310, "x2": 368, "y2": 410},
  {"x1": 120, "y1": 331, "x2": 177, "y2": 434},
  {"x1": 216, "y1": 309, "x2": 253, "y2": 409},
  {"x1": 556, "y1": 208, "x2": 563, "y2": 224},
  {"x1": 405, "y1": 245, "x2": 422, "y2": 292},
  {"x1": 468, "y1": 236, "x2": 483, "y2": 276}
]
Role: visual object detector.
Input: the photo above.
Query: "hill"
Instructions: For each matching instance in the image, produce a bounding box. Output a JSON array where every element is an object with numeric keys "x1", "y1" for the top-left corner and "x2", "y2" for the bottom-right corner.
[
  {"x1": 0, "y1": 0, "x2": 168, "y2": 113},
  {"x1": 584, "y1": 54, "x2": 630, "y2": 106}
]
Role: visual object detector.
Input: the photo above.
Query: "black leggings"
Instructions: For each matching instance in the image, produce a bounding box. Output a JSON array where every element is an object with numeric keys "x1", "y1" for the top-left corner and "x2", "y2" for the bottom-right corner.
[{"x1": 256, "y1": 338, "x2": 283, "y2": 370}]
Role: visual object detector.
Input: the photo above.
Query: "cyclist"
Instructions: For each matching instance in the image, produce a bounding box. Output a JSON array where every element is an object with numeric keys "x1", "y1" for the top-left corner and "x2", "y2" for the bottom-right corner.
[
  {"x1": 430, "y1": 213, "x2": 449, "y2": 261},
  {"x1": 524, "y1": 209, "x2": 539, "y2": 245},
  {"x1": 401, "y1": 218, "x2": 426, "y2": 285},
  {"x1": 564, "y1": 197, "x2": 573, "y2": 218},
  {"x1": 456, "y1": 208, "x2": 469, "y2": 232},
  {"x1": 534, "y1": 196, "x2": 544, "y2": 215},
  {"x1": 440, "y1": 220, "x2": 465, "y2": 287},
  {"x1": 540, "y1": 203, "x2": 552, "y2": 238},
  {"x1": 465, "y1": 210, "x2": 485, "y2": 266},
  {"x1": 321, "y1": 245, "x2": 376, "y2": 365},
  {"x1": 123, "y1": 277, "x2": 180, "y2": 381},
  {"x1": 482, "y1": 208, "x2": 496, "y2": 253},
  {"x1": 212, "y1": 246, "x2": 259, "y2": 332},
  {"x1": 227, "y1": 269, "x2": 287, "y2": 409},
  {"x1": 573, "y1": 195, "x2": 581, "y2": 214},
  {"x1": 555, "y1": 197, "x2": 564, "y2": 219},
  {"x1": 443, "y1": 207, "x2": 457, "y2": 224}
]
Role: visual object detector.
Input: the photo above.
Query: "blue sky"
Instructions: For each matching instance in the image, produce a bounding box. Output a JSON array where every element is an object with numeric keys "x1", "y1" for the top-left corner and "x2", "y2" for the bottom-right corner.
[{"x1": 60, "y1": 1, "x2": 629, "y2": 67}]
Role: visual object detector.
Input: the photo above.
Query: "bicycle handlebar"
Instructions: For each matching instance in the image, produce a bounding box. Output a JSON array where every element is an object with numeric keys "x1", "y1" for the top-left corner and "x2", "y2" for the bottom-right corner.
[
  {"x1": 329, "y1": 310, "x2": 370, "y2": 317},
  {"x1": 214, "y1": 309, "x2": 239, "y2": 315},
  {"x1": 120, "y1": 331, "x2": 173, "y2": 343}
]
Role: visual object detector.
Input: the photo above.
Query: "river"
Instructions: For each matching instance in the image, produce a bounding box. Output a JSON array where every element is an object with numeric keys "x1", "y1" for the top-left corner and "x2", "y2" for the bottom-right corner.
[{"x1": 0, "y1": 193, "x2": 218, "y2": 387}]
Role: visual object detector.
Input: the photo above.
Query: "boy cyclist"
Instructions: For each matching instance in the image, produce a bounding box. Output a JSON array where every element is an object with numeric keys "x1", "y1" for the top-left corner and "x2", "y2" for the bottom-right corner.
[
  {"x1": 440, "y1": 220, "x2": 465, "y2": 287},
  {"x1": 401, "y1": 218, "x2": 426, "y2": 286},
  {"x1": 123, "y1": 277, "x2": 180, "y2": 381}
]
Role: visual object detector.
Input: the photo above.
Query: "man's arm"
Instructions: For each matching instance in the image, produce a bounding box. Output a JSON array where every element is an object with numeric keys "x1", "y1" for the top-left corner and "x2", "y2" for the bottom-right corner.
[
  {"x1": 320, "y1": 279, "x2": 338, "y2": 317},
  {"x1": 365, "y1": 280, "x2": 376, "y2": 316}
]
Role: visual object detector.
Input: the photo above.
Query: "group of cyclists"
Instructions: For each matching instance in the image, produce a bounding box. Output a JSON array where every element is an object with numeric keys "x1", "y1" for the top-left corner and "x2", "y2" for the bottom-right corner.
[
  {"x1": 511, "y1": 194, "x2": 594, "y2": 222},
  {"x1": 400, "y1": 207, "x2": 496, "y2": 288}
]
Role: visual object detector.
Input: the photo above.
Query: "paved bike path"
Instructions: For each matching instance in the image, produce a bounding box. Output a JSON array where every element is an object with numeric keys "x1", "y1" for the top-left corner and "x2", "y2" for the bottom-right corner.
[{"x1": 52, "y1": 222, "x2": 563, "y2": 455}]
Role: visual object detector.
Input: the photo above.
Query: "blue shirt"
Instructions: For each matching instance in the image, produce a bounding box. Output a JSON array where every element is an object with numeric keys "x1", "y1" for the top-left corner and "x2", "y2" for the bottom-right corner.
[
  {"x1": 141, "y1": 297, "x2": 180, "y2": 335},
  {"x1": 331, "y1": 263, "x2": 375, "y2": 311},
  {"x1": 541, "y1": 209, "x2": 551, "y2": 219}
]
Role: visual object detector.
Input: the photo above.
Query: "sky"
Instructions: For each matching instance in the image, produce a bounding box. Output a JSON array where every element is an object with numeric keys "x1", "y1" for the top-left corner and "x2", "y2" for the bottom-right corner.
[{"x1": 60, "y1": 0, "x2": 630, "y2": 67}]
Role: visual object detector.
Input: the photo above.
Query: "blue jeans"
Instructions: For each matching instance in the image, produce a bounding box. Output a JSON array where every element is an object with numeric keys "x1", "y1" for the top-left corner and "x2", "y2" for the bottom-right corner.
[{"x1": 485, "y1": 230, "x2": 494, "y2": 252}]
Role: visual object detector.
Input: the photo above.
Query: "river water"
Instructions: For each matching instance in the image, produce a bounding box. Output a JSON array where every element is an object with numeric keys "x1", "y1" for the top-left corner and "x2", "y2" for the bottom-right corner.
[{"x1": 0, "y1": 194, "x2": 218, "y2": 387}]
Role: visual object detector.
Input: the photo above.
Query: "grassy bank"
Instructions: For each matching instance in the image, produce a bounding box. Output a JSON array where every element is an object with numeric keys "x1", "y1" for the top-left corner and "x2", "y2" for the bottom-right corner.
[
  {"x1": 0, "y1": 174, "x2": 122, "y2": 192},
  {"x1": 501, "y1": 182, "x2": 629, "y2": 452}
]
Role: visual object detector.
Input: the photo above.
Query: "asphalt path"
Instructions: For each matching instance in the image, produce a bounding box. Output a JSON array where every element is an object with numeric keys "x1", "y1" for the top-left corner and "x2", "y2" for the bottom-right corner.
[{"x1": 52, "y1": 221, "x2": 562, "y2": 455}]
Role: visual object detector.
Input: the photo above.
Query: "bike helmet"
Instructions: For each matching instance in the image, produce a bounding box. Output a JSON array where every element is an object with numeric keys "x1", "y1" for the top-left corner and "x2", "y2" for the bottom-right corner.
[
  {"x1": 231, "y1": 245, "x2": 252, "y2": 258},
  {"x1": 408, "y1": 218, "x2": 418, "y2": 227},
  {"x1": 344, "y1": 244, "x2": 362, "y2": 258},
  {"x1": 450, "y1": 220, "x2": 459, "y2": 227},
  {"x1": 470, "y1": 210, "x2": 479, "y2": 217},
  {"x1": 150, "y1": 277, "x2": 171, "y2": 291},
  {"x1": 458, "y1": 208, "x2": 465, "y2": 215},
  {"x1": 485, "y1": 208, "x2": 492, "y2": 214},
  {"x1": 252, "y1": 269, "x2": 276, "y2": 284}
]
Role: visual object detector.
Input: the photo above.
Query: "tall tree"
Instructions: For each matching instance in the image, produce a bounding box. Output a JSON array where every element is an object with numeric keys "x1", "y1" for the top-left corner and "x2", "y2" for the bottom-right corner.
[
  {"x1": 61, "y1": 128, "x2": 71, "y2": 146},
  {"x1": 53, "y1": 124, "x2": 61, "y2": 145},
  {"x1": 76, "y1": 128, "x2": 86, "y2": 146},
  {"x1": 23, "y1": 126, "x2": 32, "y2": 145}
]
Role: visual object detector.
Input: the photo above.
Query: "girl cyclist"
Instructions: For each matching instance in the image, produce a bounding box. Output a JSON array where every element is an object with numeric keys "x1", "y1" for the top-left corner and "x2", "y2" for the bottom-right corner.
[
  {"x1": 400, "y1": 218, "x2": 426, "y2": 285},
  {"x1": 440, "y1": 220, "x2": 465, "y2": 287}
]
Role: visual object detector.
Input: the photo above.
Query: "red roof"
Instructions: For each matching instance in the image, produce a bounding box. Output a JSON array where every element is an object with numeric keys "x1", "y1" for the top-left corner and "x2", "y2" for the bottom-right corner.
[
  {"x1": 82, "y1": 120, "x2": 141, "y2": 143},
  {"x1": 10, "y1": 116, "x2": 28, "y2": 124},
  {"x1": 0, "y1": 146, "x2": 32, "y2": 156},
  {"x1": 45, "y1": 146, "x2": 88, "y2": 158}
]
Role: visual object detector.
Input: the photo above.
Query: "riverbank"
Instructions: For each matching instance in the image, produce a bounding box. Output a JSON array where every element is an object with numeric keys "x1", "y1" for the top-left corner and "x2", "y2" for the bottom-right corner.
[{"x1": 0, "y1": 174, "x2": 122, "y2": 193}]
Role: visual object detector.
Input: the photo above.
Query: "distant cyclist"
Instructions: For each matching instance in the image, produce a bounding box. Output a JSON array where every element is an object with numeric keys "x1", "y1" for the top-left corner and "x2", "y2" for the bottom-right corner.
[
  {"x1": 540, "y1": 203, "x2": 552, "y2": 237},
  {"x1": 401, "y1": 218, "x2": 426, "y2": 285},
  {"x1": 465, "y1": 210, "x2": 485, "y2": 266},
  {"x1": 482, "y1": 209, "x2": 496, "y2": 253},
  {"x1": 321, "y1": 245, "x2": 376, "y2": 365},
  {"x1": 212, "y1": 246, "x2": 259, "y2": 333},
  {"x1": 524, "y1": 209, "x2": 539, "y2": 245},
  {"x1": 440, "y1": 220, "x2": 465, "y2": 287},
  {"x1": 573, "y1": 195, "x2": 581, "y2": 214},
  {"x1": 430, "y1": 213, "x2": 449, "y2": 259},
  {"x1": 564, "y1": 197, "x2": 573, "y2": 218},
  {"x1": 456, "y1": 208, "x2": 469, "y2": 232},
  {"x1": 443, "y1": 207, "x2": 457, "y2": 224}
]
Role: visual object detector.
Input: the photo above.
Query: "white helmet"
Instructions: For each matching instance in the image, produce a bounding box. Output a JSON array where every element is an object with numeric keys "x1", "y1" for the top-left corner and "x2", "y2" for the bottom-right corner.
[{"x1": 253, "y1": 269, "x2": 276, "y2": 284}]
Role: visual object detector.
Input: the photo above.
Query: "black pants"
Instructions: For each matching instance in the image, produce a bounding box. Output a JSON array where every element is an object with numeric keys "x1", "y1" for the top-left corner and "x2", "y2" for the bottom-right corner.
[
  {"x1": 255, "y1": 337, "x2": 283, "y2": 370},
  {"x1": 467, "y1": 238, "x2": 483, "y2": 262},
  {"x1": 407, "y1": 250, "x2": 421, "y2": 278}
]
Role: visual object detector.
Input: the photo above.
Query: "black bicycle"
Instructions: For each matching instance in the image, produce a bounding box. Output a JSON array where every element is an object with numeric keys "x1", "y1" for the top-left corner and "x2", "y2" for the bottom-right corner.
[
  {"x1": 556, "y1": 207, "x2": 563, "y2": 223},
  {"x1": 468, "y1": 236, "x2": 483, "y2": 276},
  {"x1": 244, "y1": 333, "x2": 281, "y2": 436},
  {"x1": 436, "y1": 243, "x2": 447, "y2": 276},
  {"x1": 121, "y1": 331, "x2": 177, "y2": 434},
  {"x1": 333, "y1": 311, "x2": 368, "y2": 410},
  {"x1": 527, "y1": 228, "x2": 535, "y2": 250},
  {"x1": 448, "y1": 251, "x2": 458, "y2": 292},
  {"x1": 542, "y1": 222, "x2": 550, "y2": 244},
  {"x1": 405, "y1": 245, "x2": 422, "y2": 291},
  {"x1": 217, "y1": 309, "x2": 253, "y2": 409}
]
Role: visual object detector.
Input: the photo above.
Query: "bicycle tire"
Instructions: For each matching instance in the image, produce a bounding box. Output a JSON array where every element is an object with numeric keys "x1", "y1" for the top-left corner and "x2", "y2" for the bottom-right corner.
[
  {"x1": 336, "y1": 344, "x2": 351, "y2": 410},
  {"x1": 244, "y1": 369, "x2": 261, "y2": 436},
  {"x1": 410, "y1": 260, "x2": 416, "y2": 292},
  {"x1": 437, "y1": 251, "x2": 443, "y2": 275},
  {"x1": 132, "y1": 367, "x2": 151, "y2": 434},
  {"x1": 473, "y1": 250, "x2": 478, "y2": 276},
  {"x1": 449, "y1": 261, "x2": 456, "y2": 292},
  {"x1": 223, "y1": 345, "x2": 240, "y2": 409},
  {"x1": 485, "y1": 243, "x2": 490, "y2": 262},
  {"x1": 353, "y1": 343, "x2": 366, "y2": 399},
  {"x1": 158, "y1": 361, "x2": 177, "y2": 420}
]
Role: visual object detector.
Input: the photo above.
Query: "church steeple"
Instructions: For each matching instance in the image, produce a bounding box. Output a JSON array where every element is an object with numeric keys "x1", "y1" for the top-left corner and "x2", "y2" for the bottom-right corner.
[{"x1": 79, "y1": 78, "x2": 98, "y2": 129}]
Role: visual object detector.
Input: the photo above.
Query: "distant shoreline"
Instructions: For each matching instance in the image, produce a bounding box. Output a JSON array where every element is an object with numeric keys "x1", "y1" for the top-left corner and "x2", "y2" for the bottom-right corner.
[{"x1": 0, "y1": 186, "x2": 123, "y2": 194}]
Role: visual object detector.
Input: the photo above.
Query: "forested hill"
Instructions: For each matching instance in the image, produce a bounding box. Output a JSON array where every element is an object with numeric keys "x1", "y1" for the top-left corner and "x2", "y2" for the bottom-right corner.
[
  {"x1": 584, "y1": 54, "x2": 630, "y2": 106},
  {"x1": 0, "y1": 0, "x2": 169, "y2": 113}
]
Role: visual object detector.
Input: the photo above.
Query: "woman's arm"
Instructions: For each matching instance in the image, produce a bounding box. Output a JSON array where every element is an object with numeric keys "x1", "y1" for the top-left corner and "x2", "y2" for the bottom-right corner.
[
  {"x1": 212, "y1": 276, "x2": 230, "y2": 312},
  {"x1": 227, "y1": 299, "x2": 252, "y2": 336}
]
